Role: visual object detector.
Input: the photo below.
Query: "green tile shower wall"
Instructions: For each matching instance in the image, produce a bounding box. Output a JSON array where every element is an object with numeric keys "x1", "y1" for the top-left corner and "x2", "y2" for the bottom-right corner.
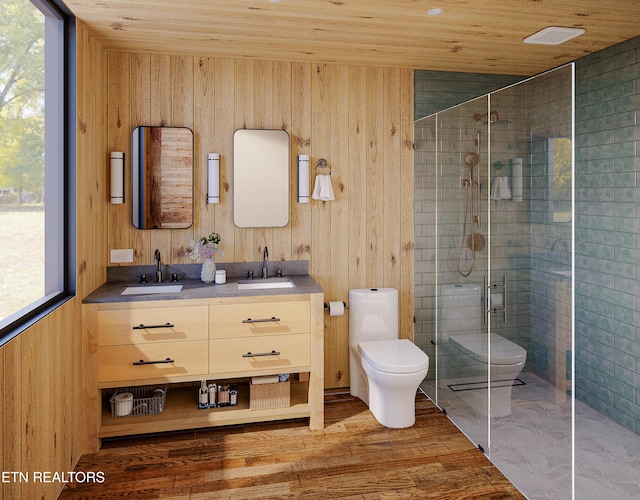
[
  {"x1": 414, "y1": 71, "x2": 522, "y2": 120},
  {"x1": 575, "y1": 36, "x2": 640, "y2": 433}
]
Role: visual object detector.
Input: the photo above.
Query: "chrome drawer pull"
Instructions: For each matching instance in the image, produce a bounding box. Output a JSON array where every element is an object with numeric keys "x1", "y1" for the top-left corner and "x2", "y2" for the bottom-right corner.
[
  {"x1": 242, "y1": 350, "x2": 281, "y2": 358},
  {"x1": 132, "y1": 357, "x2": 175, "y2": 366},
  {"x1": 132, "y1": 322, "x2": 175, "y2": 330},
  {"x1": 242, "y1": 317, "x2": 280, "y2": 324}
]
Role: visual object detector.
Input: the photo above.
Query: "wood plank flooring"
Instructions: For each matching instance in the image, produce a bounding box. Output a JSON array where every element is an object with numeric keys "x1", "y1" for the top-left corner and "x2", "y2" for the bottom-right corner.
[{"x1": 60, "y1": 391, "x2": 525, "y2": 499}]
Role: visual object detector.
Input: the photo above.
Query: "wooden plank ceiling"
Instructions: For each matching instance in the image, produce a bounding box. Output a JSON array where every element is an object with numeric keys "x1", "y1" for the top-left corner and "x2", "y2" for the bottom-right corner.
[{"x1": 64, "y1": 0, "x2": 640, "y2": 75}]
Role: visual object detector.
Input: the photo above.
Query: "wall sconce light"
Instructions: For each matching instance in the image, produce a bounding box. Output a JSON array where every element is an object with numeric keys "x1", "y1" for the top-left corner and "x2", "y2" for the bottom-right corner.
[
  {"x1": 298, "y1": 154, "x2": 310, "y2": 203},
  {"x1": 207, "y1": 153, "x2": 220, "y2": 204},
  {"x1": 110, "y1": 151, "x2": 124, "y2": 204}
]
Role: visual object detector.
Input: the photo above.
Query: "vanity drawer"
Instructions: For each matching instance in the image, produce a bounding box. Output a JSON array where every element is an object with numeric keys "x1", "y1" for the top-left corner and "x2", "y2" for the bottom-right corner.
[
  {"x1": 98, "y1": 340, "x2": 209, "y2": 383},
  {"x1": 209, "y1": 334, "x2": 310, "y2": 375},
  {"x1": 98, "y1": 306, "x2": 208, "y2": 346},
  {"x1": 210, "y1": 301, "x2": 310, "y2": 339}
]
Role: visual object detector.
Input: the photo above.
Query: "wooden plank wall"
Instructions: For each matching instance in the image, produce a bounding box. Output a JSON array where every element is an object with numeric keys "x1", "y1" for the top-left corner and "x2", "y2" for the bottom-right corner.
[
  {"x1": 0, "y1": 21, "x2": 108, "y2": 499},
  {"x1": 0, "y1": 29, "x2": 414, "y2": 499},
  {"x1": 106, "y1": 52, "x2": 415, "y2": 388}
]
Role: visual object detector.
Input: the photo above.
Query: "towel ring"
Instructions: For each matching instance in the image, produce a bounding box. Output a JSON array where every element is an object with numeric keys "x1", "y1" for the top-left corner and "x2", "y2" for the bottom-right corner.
[{"x1": 315, "y1": 158, "x2": 331, "y2": 175}]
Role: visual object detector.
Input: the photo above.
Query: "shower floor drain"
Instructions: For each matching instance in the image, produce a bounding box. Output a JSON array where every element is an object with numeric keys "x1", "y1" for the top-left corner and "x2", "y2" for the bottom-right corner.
[{"x1": 447, "y1": 378, "x2": 525, "y2": 392}]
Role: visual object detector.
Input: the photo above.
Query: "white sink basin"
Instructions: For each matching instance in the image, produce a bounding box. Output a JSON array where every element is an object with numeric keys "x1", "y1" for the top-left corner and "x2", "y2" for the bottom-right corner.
[
  {"x1": 121, "y1": 284, "x2": 184, "y2": 295},
  {"x1": 237, "y1": 278, "x2": 295, "y2": 290}
]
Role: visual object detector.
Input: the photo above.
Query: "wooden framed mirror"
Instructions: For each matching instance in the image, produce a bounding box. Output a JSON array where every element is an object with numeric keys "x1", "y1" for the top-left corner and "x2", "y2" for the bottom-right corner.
[{"x1": 132, "y1": 126, "x2": 194, "y2": 229}]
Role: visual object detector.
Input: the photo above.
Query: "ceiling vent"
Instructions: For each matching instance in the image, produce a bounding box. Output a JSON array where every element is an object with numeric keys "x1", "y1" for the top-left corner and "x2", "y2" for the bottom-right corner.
[{"x1": 524, "y1": 27, "x2": 585, "y2": 45}]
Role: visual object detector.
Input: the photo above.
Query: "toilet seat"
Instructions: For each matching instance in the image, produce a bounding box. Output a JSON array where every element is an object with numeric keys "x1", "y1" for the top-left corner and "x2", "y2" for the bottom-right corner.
[
  {"x1": 358, "y1": 339, "x2": 429, "y2": 374},
  {"x1": 448, "y1": 332, "x2": 526, "y2": 365}
]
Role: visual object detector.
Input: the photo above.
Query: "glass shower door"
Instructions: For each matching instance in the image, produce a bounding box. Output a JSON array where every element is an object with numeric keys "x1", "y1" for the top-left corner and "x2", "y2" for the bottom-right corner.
[
  {"x1": 485, "y1": 64, "x2": 574, "y2": 498},
  {"x1": 433, "y1": 96, "x2": 491, "y2": 451},
  {"x1": 416, "y1": 64, "x2": 574, "y2": 499}
]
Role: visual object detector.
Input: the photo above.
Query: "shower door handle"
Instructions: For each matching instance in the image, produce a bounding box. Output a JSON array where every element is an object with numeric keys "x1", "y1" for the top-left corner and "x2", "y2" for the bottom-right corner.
[
  {"x1": 484, "y1": 275, "x2": 488, "y2": 324},
  {"x1": 484, "y1": 275, "x2": 507, "y2": 324},
  {"x1": 475, "y1": 179, "x2": 481, "y2": 229}
]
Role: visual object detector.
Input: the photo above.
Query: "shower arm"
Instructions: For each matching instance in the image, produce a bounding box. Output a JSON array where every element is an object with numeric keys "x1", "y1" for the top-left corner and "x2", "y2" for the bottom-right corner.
[{"x1": 474, "y1": 130, "x2": 481, "y2": 229}]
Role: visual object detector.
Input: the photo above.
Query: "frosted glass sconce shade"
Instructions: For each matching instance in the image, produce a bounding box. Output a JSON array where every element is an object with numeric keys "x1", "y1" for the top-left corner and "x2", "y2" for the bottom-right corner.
[
  {"x1": 207, "y1": 153, "x2": 220, "y2": 204},
  {"x1": 110, "y1": 152, "x2": 124, "y2": 204},
  {"x1": 298, "y1": 154, "x2": 310, "y2": 203}
]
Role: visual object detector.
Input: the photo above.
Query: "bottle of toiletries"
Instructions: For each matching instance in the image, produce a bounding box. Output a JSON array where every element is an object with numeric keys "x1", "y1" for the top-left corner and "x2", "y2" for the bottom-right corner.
[
  {"x1": 229, "y1": 385, "x2": 238, "y2": 406},
  {"x1": 208, "y1": 382, "x2": 217, "y2": 408},
  {"x1": 198, "y1": 380, "x2": 209, "y2": 409},
  {"x1": 218, "y1": 383, "x2": 230, "y2": 406}
]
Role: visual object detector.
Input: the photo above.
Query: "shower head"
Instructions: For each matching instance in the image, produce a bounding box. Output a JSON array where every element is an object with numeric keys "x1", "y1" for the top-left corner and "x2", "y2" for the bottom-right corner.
[
  {"x1": 473, "y1": 111, "x2": 500, "y2": 123},
  {"x1": 465, "y1": 152, "x2": 479, "y2": 167}
]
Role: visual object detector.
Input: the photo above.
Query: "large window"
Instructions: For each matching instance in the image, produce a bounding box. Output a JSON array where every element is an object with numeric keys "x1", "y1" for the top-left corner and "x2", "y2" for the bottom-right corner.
[{"x1": 0, "y1": 0, "x2": 74, "y2": 345}]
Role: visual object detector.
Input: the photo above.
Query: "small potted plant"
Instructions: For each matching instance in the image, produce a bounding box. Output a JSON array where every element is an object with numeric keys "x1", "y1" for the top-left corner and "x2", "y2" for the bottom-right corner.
[{"x1": 188, "y1": 232, "x2": 224, "y2": 283}]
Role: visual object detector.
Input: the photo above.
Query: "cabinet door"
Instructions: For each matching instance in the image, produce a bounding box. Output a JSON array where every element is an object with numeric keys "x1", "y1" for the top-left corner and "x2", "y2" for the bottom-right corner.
[
  {"x1": 210, "y1": 301, "x2": 310, "y2": 339},
  {"x1": 98, "y1": 306, "x2": 208, "y2": 346},
  {"x1": 98, "y1": 340, "x2": 209, "y2": 383},
  {"x1": 209, "y1": 334, "x2": 310, "y2": 375}
]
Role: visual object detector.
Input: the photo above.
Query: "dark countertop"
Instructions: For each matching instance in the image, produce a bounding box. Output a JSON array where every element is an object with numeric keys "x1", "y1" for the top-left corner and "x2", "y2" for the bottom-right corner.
[{"x1": 82, "y1": 274, "x2": 323, "y2": 304}]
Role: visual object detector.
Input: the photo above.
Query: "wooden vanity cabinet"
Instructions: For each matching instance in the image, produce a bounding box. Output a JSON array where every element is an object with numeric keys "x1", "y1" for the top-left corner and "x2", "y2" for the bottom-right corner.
[
  {"x1": 97, "y1": 305, "x2": 209, "y2": 383},
  {"x1": 84, "y1": 293, "x2": 324, "y2": 446},
  {"x1": 209, "y1": 300, "x2": 311, "y2": 376}
]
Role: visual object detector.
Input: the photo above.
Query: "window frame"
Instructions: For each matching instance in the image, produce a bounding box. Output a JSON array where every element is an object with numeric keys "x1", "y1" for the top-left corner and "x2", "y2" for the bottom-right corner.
[{"x1": 0, "y1": 0, "x2": 76, "y2": 346}]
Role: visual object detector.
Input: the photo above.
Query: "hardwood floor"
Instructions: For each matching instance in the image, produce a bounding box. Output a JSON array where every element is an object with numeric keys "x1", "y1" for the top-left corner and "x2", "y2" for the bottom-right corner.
[{"x1": 61, "y1": 391, "x2": 525, "y2": 499}]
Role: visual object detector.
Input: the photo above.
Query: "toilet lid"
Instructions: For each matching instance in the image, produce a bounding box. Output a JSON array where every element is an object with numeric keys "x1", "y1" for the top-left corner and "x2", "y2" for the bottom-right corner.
[
  {"x1": 358, "y1": 339, "x2": 429, "y2": 374},
  {"x1": 448, "y1": 333, "x2": 526, "y2": 365}
]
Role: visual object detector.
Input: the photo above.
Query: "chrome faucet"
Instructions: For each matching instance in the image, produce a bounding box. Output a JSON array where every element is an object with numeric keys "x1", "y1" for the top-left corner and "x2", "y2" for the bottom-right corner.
[
  {"x1": 262, "y1": 246, "x2": 269, "y2": 279},
  {"x1": 154, "y1": 249, "x2": 162, "y2": 283}
]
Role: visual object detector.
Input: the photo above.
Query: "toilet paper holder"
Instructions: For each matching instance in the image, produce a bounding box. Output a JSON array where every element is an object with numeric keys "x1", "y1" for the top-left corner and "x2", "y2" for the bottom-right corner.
[{"x1": 323, "y1": 301, "x2": 347, "y2": 311}]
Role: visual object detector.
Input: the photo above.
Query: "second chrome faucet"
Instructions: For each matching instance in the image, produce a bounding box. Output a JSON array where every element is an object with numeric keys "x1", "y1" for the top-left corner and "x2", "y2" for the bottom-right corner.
[
  {"x1": 262, "y1": 246, "x2": 269, "y2": 279},
  {"x1": 154, "y1": 249, "x2": 163, "y2": 283}
]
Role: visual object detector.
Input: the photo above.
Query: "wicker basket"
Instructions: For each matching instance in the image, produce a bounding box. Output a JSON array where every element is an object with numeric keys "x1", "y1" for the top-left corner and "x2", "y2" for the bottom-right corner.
[
  {"x1": 249, "y1": 380, "x2": 290, "y2": 410},
  {"x1": 109, "y1": 385, "x2": 167, "y2": 418}
]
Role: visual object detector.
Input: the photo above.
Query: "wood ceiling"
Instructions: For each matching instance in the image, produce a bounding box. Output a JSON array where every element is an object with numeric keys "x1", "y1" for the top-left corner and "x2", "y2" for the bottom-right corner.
[{"x1": 64, "y1": 0, "x2": 640, "y2": 75}]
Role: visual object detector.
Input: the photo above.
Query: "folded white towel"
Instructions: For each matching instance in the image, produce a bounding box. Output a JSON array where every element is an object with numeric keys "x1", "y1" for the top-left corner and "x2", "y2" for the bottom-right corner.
[
  {"x1": 311, "y1": 174, "x2": 335, "y2": 201},
  {"x1": 491, "y1": 176, "x2": 511, "y2": 200}
]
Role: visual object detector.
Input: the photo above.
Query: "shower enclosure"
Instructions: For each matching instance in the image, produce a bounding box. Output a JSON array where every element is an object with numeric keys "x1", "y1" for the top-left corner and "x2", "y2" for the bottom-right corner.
[{"x1": 415, "y1": 64, "x2": 575, "y2": 498}]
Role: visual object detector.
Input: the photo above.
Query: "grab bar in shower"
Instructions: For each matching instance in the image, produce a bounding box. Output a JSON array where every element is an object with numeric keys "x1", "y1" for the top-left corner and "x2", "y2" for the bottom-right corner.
[{"x1": 484, "y1": 275, "x2": 507, "y2": 324}]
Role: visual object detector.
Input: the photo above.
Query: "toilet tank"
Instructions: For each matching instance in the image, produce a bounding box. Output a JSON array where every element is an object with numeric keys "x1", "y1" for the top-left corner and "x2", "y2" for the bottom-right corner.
[
  {"x1": 438, "y1": 284, "x2": 483, "y2": 341},
  {"x1": 349, "y1": 288, "x2": 398, "y2": 344}
]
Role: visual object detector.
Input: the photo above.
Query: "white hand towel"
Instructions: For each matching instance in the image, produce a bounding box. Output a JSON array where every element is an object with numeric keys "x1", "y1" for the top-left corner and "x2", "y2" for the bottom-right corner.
[
  {"x1": 491, "y1": 176, "x2": 511, "y2": 200},
  {"x1": 311, "y1": 174, "x2": 335, "y2": 201}
]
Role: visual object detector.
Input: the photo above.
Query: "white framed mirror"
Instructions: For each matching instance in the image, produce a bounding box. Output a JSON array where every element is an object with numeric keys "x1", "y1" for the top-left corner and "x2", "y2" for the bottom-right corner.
[{"x1": 233, "y1": 129, "x2": 290, "y2": 228}]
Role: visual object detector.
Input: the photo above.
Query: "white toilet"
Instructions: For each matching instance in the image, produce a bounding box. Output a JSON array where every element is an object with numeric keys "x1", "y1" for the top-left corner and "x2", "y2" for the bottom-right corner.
[
  {"x1": 439, "y1": 284, "x2": 527, "y2": 417},
  {"x1": 349, "y1": 288, "x2": 429, "y2": 428}
]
